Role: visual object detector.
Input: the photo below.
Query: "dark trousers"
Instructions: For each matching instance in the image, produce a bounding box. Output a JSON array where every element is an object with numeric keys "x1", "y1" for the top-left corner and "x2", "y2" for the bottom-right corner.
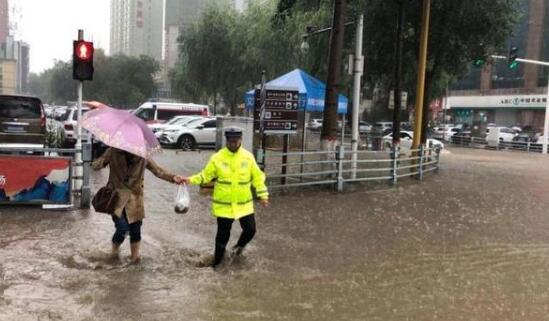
[
  {"x1": 112, "y1": 211, "x2": 142, "y2": 244},
  {"x1": 213, "y1": 214, "x2": 256, "y2": 267}
]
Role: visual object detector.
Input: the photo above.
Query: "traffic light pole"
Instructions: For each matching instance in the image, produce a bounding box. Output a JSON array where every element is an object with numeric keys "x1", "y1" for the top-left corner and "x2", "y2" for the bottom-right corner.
[
  {"x1": 490, "y1": 55, "x2": 549, "y2": 154},
  {"x1": 75, "y1": 30, "x2": 84, "y2": 194}
]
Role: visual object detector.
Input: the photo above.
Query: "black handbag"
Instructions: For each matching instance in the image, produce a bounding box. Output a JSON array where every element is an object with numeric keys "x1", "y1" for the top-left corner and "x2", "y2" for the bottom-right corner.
[{"x1": 92, "y1": 184, "x2": 118, "y2": 214}]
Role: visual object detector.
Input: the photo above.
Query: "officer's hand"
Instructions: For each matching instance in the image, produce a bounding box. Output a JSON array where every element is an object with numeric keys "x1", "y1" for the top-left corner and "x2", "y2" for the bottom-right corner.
[{"x1": 259, "y1": 198, "x2": 270, "y2": 208}]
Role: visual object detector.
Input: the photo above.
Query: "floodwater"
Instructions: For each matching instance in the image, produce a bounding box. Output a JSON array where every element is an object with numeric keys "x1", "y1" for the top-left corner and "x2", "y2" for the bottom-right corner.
[{"x1": 2, "y1": 147, "x2": 549, "y2": 320}]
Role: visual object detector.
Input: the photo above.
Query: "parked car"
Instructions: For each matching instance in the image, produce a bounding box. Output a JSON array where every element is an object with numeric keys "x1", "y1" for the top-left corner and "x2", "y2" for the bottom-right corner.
[
  {"x1": 373, "y1": 122, "x2": 393, "y2": 132},
  {"x1": 487, "y1": 126, "x2": 517, "y2": 142},
  {"x1": 308, "y1": 118, "x2": 323, "y2": 130},
  {"x1": 159, "y1": 117, "x2": 217, "y2": 149},
  {"x1": 383, "y1": 131, "x2": 444, "y2": 151},
  {"x1": 359, "y1": 121, "x2": 372, "y2": 133},
  {"x1": 55, "y1": 107, "x2": 92, "y2": 147},
  {"x1": 432, "y1": 124, "x2": 455, "y2": 140},
  {"x1": 149, "y1": 115, "x2": 202, "y2": 134},
  {"x1": 443, "y1": 127, "x2": 461, "y2": 141},
  {"x1": 0, "y1": 95, "x2": 46, "y2": 147},
  {"x1": 451, "y1": 130, "x2": 472, "y2": 145},
  {"x1": 154, "y1": 116, "x2": 203, "y2": 138}
]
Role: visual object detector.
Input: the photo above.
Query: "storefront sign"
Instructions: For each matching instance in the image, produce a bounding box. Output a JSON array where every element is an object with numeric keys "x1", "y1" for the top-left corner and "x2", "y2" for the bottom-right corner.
[{"x1": 447, "y1": 95, "x2": 548, "y2": 109}]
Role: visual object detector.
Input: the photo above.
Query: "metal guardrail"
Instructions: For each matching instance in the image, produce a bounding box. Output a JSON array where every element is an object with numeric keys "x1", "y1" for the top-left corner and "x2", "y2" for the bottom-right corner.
[
  {"x1": 449, "y1": 136, "x2": 546, "y2": 153},
  {"x1": 0, "y1": 144, "x2": 92, "y2": 208},
  {"x1": 264, "y1": 145, "x2": 441, "y2": 191}
]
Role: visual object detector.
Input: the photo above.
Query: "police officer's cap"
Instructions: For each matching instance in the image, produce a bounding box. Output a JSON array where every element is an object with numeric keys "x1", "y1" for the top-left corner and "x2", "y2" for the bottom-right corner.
[{"x1": 224, "y1": 126, "x2": 243, "y2": 138}]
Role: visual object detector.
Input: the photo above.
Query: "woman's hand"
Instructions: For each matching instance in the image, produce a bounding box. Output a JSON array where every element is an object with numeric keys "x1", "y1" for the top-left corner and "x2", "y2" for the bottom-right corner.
[
  {"x1": 173, "y1": 176, "x2": 190, "y2": 185},
  {"x1": 173, "y1": 175, "x2": 185, "y2": 184}
]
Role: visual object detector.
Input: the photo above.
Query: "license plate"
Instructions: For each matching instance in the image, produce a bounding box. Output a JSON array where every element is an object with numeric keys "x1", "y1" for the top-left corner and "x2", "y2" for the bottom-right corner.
[{"x1": 6, "y1": 125, "x2": 25, "y2": 132}]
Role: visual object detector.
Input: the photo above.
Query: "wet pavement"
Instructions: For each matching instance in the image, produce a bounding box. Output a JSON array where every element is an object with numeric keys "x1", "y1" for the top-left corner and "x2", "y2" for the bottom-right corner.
[{"x1": 2, "y1": 147, "x2": 549, "y2": 320}]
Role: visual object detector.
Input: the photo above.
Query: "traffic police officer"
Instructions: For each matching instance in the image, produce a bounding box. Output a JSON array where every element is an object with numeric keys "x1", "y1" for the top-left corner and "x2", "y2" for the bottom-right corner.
[{"x1": 182, "y1": 127, "x2": 269, "y2": 268}]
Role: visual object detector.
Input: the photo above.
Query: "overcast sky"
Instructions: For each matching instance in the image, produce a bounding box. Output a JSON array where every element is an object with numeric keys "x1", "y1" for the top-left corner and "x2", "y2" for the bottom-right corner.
[{"x1": 11, "y1": 0, "x2": 110, "y2": 73}]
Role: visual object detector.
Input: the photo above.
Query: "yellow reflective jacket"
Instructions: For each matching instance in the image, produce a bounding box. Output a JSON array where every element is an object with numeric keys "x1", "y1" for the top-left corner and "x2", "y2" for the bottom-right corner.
[{"x1": 189, "y1": 147, "x2": 268, "y2": 219}]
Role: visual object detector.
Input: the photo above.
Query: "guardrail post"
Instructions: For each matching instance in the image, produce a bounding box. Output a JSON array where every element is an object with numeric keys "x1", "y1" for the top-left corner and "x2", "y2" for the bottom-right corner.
[
  {"x1": 418, "y1": 144, "x2": 425, "y2": 181},
  {"x1": 336, "y1": 145, "x2": 344, "y2": 192},
  {"x1": 256, "y1": 148, "x2": 265, "y2": 170},
  {"x1": 80, "y1": 142, "x2": 92, "y2": 209},
  {"x1": 435, "y1": 146, "x2": 441, "y2": 173},
  {"x1": 281, "y1": 135, "x2": 289, "y2": 185},
  {"x1": 391, "y1": 145, "x2": 398, "y2": 185}
]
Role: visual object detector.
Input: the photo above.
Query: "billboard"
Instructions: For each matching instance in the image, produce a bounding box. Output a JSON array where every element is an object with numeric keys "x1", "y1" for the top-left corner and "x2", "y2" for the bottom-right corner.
[{"x1": 0, "y1": 155, "x2": 72, "y2": 205}]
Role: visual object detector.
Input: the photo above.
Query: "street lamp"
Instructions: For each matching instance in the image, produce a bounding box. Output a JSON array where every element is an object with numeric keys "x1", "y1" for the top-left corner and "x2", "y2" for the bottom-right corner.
[
  {"x1": 300, "y1": 39, "x2": 310, "y2": 53},
  {"x1": 301, "y1": 17, "x2": 363, "y2": 177}
]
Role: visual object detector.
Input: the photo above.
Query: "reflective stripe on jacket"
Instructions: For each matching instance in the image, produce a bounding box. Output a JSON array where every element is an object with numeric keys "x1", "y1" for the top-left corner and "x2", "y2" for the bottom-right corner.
[{"x1": 189, "y1": 147, "x2": 268, "y2": 219}]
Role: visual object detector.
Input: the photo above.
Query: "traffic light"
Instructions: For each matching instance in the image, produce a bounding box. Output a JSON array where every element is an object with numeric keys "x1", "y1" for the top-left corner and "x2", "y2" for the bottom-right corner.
[
  {"x1": 73, "y1": 40, "x2": 94, "y2": 81},
  {"x1": 472, "y1": 57, "x2": 486, "y2": 68},
  {"x1": 508, "y1": 46, "x2": 519, "y2": 69}
]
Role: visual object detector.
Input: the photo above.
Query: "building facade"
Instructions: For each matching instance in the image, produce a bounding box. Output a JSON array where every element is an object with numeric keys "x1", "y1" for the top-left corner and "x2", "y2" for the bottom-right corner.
[
  {"x1": 110, "y1": 0, "x2": 164, "y2": 62},
  {"x1": 446, "y1": 0, "x2": 549, "y2": 130},
  {"x1": 0, "y1": 59, "x2": 17, "y2": 95},
  {"x1": 0, "y1": 0, "x2": 8, "y2": 46},
  {"x1": 1, "y1": 36, "x2": 29, "y2": 94}
]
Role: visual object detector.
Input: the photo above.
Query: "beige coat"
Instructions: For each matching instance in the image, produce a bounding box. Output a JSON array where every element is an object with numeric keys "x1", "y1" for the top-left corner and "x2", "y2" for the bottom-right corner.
[{"x1": 92, "y1": 148, "x2": 175, "y2": 223}]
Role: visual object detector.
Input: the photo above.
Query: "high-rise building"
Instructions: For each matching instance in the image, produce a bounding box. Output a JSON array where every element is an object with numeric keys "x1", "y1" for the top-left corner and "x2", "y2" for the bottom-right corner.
[
  {"x1": 110, "y1": 0, "x2": 164, "y2": 62},
  {"x1": 2, "y1": 36, "x2": 29, "y2": 94},
  {"x1": 0, "y1": 59, "x2": 16, "y2": 95},
  {"x1": 163, "y1": 0, "x2": 235, "y2": 70},
  {"x1": 446, "y1": 0, "x2": 549, "y2": 129},
  {"x1": 0, "y1": 0, "x2": 8, "y2": 46}
]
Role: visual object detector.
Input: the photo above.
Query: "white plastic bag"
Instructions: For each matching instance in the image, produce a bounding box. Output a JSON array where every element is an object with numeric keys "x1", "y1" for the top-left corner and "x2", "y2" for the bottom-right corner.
[{"x1": 174, "y1": 184, "x2": 190, "y2": 214}]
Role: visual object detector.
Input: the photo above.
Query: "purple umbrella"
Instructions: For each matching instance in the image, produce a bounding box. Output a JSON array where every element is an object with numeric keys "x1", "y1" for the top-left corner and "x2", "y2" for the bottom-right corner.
[{"x1": 81, "y1": 106, "x2": 161, "y2": 159}]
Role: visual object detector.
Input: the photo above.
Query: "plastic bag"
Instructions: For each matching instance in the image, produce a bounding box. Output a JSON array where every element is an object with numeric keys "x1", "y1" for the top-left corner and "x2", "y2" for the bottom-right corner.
[{"x1": 174, "y1": 184, "x2": 190, "y2": 214}]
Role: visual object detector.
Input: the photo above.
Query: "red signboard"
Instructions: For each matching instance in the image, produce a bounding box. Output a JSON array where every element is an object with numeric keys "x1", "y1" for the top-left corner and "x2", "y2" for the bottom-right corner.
[{"x1": 0, "y1": 156, "x2": 72, "y2": 204}]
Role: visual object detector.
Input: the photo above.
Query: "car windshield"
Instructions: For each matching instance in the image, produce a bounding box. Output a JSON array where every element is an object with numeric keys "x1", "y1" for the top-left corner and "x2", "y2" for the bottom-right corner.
[
  {"x1": 166, "y1": 117, "x2": 184, "y2": 125},
  {"x1": 72, "y1": 109, "x2": 89, "y2": 121},
  {"x1": 0, "y1": 97, "x2": 42, "y2": 118},
  {"x1": 174, "y1": 117, "x2": 198, "y2": 125},
  {"x1": 186, "y1": 118, "x2": 208, "y2": 128}
]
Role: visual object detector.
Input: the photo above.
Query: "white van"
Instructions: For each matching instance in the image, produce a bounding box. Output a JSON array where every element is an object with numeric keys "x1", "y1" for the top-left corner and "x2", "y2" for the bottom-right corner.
[{"x1": 133, "y1": 102, "x2": 210, "y2": 124}]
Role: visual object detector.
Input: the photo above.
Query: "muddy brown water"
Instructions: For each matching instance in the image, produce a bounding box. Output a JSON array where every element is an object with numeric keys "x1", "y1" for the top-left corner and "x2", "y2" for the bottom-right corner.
[{"x1": 2, "y1": 148, "x2": 549, "y2": 320}]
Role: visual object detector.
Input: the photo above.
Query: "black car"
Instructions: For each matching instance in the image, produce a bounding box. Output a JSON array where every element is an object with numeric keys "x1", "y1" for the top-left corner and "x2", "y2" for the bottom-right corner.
[
  {"x1": 451, "y1": 130, "x2": 472, "y2": 145},
  {"x1": 0, "y1": 95, "x2": 45, "y2": 145},
  {"x1": 512, "y1": 133, "x2": 537, "y2": 144}
]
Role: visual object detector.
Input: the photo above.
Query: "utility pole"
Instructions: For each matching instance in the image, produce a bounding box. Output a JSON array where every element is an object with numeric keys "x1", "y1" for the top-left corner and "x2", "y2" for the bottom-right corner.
[
  {"x1": 350, "y1": 14, "x2": 363, "y2": 179},
  {"x1": 392, "y1": 1, "x2": 405, "y2": 147},
  {"x1": 321, "y1": 0, "x2": 346, "y2": 151},
  {"x1": 411, "y1": 0, "x2": 431, "y2": 150}
]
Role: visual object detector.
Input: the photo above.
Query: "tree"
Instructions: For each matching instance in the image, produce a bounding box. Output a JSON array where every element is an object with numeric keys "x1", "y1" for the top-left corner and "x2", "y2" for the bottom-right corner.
[
  {"x1": 29, "y1": 50, "x2": 160, "y2": 108},
  {"x1": 171, "y1": 1, "x2": 334, "y2": 115},
  {"x1": 359, "y1": 0, "x2": 520, "y2": 141}
]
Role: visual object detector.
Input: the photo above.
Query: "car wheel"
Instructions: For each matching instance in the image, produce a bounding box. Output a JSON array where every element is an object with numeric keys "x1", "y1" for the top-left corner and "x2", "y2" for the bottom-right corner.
[{"x1": 178, "y1": 135, "x2": 195, "y2": 150}]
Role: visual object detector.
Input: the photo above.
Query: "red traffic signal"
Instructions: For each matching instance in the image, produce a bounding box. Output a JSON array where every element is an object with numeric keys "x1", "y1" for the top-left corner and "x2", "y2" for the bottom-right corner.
[
  {"x1": 76, "y1": 41, "x2": 93, "y2": 60},
  {"x1": 73, "y1": 40, "x2": 94, "y2": 81}
]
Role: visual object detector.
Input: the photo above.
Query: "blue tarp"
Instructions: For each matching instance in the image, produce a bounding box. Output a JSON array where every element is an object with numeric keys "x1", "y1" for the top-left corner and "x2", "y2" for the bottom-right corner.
[{"x1": 244, "y1": 69, "x2": 348, "y2": 114}]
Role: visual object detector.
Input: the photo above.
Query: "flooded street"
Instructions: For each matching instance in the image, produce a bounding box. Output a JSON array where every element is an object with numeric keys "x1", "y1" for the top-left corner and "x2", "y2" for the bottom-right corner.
[{"x1": 3, "y1": 147, "x2": 549, "y2": 320}]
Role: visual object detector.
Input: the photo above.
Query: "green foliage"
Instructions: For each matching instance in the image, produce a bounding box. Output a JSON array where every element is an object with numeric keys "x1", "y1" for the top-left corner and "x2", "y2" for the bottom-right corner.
[
  {"x1": 173, "y1": 0, "x2": 519, "y2": 120},
  {"x1": 27, "y1": 50, "x2": 160, "y2": 108},
  {"x1": 359, "y1": 0, "x2": 520, "y2": 104},
  {"x1": 171, "y1": 0, "x2": 334, "y2": 115}
]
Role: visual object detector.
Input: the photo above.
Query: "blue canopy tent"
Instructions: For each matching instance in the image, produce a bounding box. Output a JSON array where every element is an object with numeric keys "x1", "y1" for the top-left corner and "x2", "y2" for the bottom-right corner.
[{"x1": 244, "y1": 69, "x2": 348, "y2": 114}]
